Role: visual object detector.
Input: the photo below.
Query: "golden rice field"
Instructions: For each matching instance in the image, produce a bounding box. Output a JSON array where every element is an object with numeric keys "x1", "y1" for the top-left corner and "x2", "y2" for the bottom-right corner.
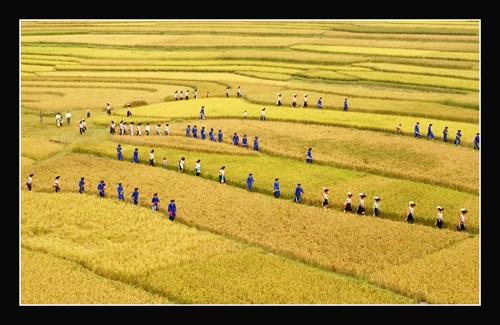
[
  {"x1": 22, "y1": 192, "x2": 415, "y2": 304},
  {"x1": 21, "y1": 154, "x2": 478, "y2": 304},
  {"x1": 20, "y1": 20, "x2": 480, "y2": 304}
]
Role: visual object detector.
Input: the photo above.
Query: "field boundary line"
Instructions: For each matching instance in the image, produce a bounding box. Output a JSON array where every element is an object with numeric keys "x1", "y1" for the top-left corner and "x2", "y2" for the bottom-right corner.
[{"x1": 20, "y1": 245, "x2": 184, "y2": 304}]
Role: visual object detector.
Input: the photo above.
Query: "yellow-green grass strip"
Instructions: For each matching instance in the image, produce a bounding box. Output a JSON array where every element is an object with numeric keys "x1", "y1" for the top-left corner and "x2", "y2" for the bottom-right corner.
[
  {"x1": 103, "y1": 98, "x2": 480, "y2": 146},
  {"x1": 291, "y1": 45, "x2": 479, "y2": 61},
  {"x1": 70, "y1": 141, "x2": 479, "y2": 231}
]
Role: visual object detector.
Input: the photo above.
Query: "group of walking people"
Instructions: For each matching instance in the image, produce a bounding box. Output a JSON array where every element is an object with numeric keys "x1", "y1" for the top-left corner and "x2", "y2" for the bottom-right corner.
[{"x1": 408, "y1": 122, "x2": 480, "y2": 149}]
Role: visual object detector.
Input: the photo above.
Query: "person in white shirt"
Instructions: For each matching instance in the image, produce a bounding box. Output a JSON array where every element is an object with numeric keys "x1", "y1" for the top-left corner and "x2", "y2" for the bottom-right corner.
[
  {"x1": 119, "y1": 121, "x2": 124, "y2": 135},
  {"x1": 259, "y1": 108, "x2": 266, "y2": 121},
  {"x1": 79, "y1": 120, "x2": 84, "y2": 135},
  {"x1": 55, "y1": 113, "x2": 62, "y2": 127},
  {"x1": 156, "y1": 124, "x2": 161, "y2": 136},
  {"x1": 53, "y1": 176, "x2": 61, "y2": 193},
  {"x1": 343, "y1": 192, "x2": 353, "y2": 213},
  {"x1": 129, "y1": 123, "x2": 134, "y2": 136},
  {"x1": 179, "y1": 90, "x2": 184, "y2": 100},
  {"x1": 356, "y1": 193, "x2": 366, "y2": 215},
  {"x1": 237, "y1": 86, "x2": 241, "y2": 97},
  {"x1": 291, "y1": 94, "x2": 297, "y2": 108},
  {"x1": 185, "y1": 90, "x2": 190, "y2": 100},
  {"x1": 436, "y1": 206, "x2": 444, "y2": 228},
  {"x1": 457, "y1": 208, "x2": 467, "y2": 231},
  {"x1": 110, "y1": 121, "x2": 116, "y2": 135},
  {"x1": 26, "y1": 174, "x2": 34, "y2": 191},
  {"x1": 226, "y1": 87, "x2": 230, "y2": 98},
  {"x1": 65, "y1": 111, "x2": 71, "y2": 125},
  {"x1": 178, "y1": 157, "x2": 185, "y2": 172},
  {"x1": 162, "y1": 157, "x2": 168, "y2": 168},
  {"x1": 106, "y1": 103, "x2": 112, "y2": 116},
  {"x1": 149, "y1": 150, "x2": 155, "y2": 166},
  {"x1": 302, "y1": 94, "x2": 308, "y2": 108},
  {"x1": 373, "y1": 196, "x2": 381, "y2": 217},
  {"x1": 137, "y1": 124, "x2": 142, "y2": 136},
  {"x1": 194, "y1": 159, "x2": 201, "y2": 176},
  {"x1": 164, "y1": 123, "x2": 169, "y2": 136},
  {"x1": 145, "y1": 124, "x2": 151, "y2": 136},
  {"x1": 276, "y1": 93, "x2": 282, "y2": 106},
  {"x1": 396, "y1": 123, "x2": 402, "y2": 135},
  {"x1": 219, "y1": 166, "x2": 226, "y2": 184},
  {"x1": 322, "y1": 187, "x2": 329, "y2": 209},
  {"x1": 406, "y1": 201, "x2": 416, "y2": 224},
  {"x1": 243, "y1": 110, "x2": 248, "y2": 119}
]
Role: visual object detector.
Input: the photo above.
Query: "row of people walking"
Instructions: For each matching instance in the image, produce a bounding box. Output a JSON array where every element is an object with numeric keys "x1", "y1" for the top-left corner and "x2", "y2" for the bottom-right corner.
[
  {"x1": 409, "y1": 122, "x2": 480, "y2": 149},
  {"x1": 276, "y1": 93, "x2": 349, "y2": 111},
  {"x1": 25, "y1": 174, "x2": 467, "y2": 231},
  {"x1": 110, "y1": 121, "x2": 170, "y2": 136},
  {"x1": 184, "y1": 125, "x2": 261, "y2": 151}
]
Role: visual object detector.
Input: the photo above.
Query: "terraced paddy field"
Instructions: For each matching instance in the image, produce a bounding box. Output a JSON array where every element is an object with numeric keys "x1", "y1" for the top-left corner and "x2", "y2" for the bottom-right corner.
[{"x1": 20, "y1": 20, "x2": 480, "y2": 305}]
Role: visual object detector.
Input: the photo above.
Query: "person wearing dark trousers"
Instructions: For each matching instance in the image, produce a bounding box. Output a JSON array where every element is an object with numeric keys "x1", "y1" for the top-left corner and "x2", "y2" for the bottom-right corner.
[
  {"x1": 149, "y1": 150, "x2": 155, "y2": 166},
  {"x1": 26, "y1": 174, "x2": 34, "y2": 191}
]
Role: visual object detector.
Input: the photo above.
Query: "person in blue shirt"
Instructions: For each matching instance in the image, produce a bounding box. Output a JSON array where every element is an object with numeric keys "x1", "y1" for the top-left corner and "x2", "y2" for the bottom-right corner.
[
  {"x1": 218, "y1": 129, "x2": 223, "y2": 142},
  {"x1": 168, "y1": 199, "x2": 177, "y2": 221},
  {"x1": 343, "y1": 98, "x2": 348, "y2": 111},
  {"x1": 186, "y1": 125, "x2": 191, "y2": 137},
  {"x1": 132, "y1": 188, "x2": 139, "y2": 205},
  {"x1": 474, "y1": 132, "x2": 480, "y2": 150},
  {"x1": 232, "y1": 133, "x2": 239, "y2": 146},
  {"x1": 209, "y1": 128, "x2": 215, "y2": 142},
  {"x1": 294, "y1": 184, "x2": 304, "y2": 203},
  {"x1": 242, "y1": 135, "x2": 248, "y2": 148},
  {"x1": 273, "y1": 178, "x2": 280, "y2": 198},
  {"x1": 253, "y1": 137, "x2": 260, "y2": 151},
  {"x1": 246, "y1": 173, "x2": 254, "y2": 192},
  {"x1": 427, "y1": 123, "x2": 434, "y2": 140},
  {"x1": 152, "y1": 193, "x2": 160, "y2": 212},
  {"x1": 117, "y1": 144, "x2": 123, "y2": 161},
  {"x1": 306, "y1": 148, "x2": 313, "y2": 163},
  {"x1": 414, "y1": 122, "x2": 421, "y2": 138},
  {"x1": 97, "y1": 180, "x2": 106, "y2": 198},
  {"x1": 454, "y1": 129, "x2": 462, "y2": 145},
  {"x1": 132, "y1": 148, "x2": 139, "y2": 163},
  {"x1": 192, "y1": 125, "x2": 198, "y2": 138},
  {"x1": 442, "y1": 126, "x2": 449, "y2": 142},
  {"x1": 201, "y1": 126, "x2": 206, "y2": 140},
  {"x1": 117, "y1": 183, "x2": 124, "y2": 201},
  {"x1": 317, "y1": 97, "x2": 323, "y2": 109},
  {"x1": 78, "y1": 177, "x2": 85, "y2": 194}
]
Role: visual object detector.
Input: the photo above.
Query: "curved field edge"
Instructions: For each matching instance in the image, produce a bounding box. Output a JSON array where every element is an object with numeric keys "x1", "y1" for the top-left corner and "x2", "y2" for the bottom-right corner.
[
  {"x1": 21, "y1": 248, "x2": 175, "y2": 304},
  {"x1": 368, "y1": 237, "x2": 479, "y2": 304}
]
